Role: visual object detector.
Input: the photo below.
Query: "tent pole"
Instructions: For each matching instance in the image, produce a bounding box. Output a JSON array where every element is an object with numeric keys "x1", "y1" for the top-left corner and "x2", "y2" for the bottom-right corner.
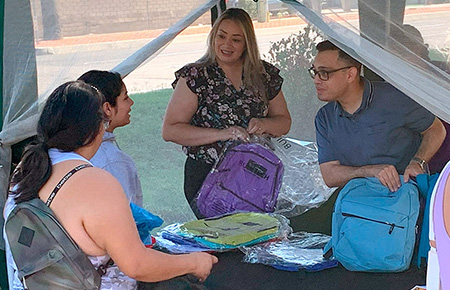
[
  {"x1": 211, "y1": 0, "x2": 226, "y2": 26},
  {"x1": 358, "y1": 0, "x2": 406, "y2": 81}
]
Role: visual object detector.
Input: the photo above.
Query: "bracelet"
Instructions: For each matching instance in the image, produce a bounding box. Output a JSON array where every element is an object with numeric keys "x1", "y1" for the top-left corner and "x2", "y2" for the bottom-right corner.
[{"x1": 411, "y1": 156, "x2": 429, "y2": 174}]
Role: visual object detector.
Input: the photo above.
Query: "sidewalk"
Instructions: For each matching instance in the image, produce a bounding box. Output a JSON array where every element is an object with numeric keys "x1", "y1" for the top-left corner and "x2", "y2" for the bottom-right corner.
[{"x1": 35, "y1": 4, "x2": 450, "y2": 55}]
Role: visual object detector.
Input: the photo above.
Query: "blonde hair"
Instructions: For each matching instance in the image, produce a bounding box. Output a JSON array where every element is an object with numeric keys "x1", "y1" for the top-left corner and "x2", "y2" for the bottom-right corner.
[{"x1": 198, "y1": 8, "x2": 267, "y2": 100}]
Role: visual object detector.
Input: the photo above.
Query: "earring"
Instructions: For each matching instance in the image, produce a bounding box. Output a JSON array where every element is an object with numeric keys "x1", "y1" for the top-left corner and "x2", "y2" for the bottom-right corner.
[{"x1": 103, "y1": 120, "x2": 110, "y2": 130}]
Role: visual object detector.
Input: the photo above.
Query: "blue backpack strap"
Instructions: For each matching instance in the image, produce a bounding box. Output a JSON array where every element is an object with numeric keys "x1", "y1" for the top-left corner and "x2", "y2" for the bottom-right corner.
[{"x1": 416, "y1": 173, "x2": 439, "y2": 268}]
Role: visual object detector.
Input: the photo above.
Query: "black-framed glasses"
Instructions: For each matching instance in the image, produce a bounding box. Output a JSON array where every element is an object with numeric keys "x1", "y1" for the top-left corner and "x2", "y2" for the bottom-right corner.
[{"x1": 308, "y1": 66, "x2": 353, "y2": 81}]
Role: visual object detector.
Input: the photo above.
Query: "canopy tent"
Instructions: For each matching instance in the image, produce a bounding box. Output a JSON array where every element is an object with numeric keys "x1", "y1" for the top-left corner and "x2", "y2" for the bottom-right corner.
[{"x1": 1, "y1": 0, "x2": 449, "y2": 256}]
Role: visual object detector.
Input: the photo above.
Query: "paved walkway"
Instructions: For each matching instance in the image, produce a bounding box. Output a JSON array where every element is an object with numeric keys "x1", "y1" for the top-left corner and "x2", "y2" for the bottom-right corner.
[{"x1": 35, "y1": 4, "x2": 450, "y2": 50}]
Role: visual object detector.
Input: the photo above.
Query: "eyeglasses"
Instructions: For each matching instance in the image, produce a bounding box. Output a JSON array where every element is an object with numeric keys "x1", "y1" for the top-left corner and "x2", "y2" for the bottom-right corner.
[{"x1": 308, "y1": 66, "x2": 353, "y2": 81}]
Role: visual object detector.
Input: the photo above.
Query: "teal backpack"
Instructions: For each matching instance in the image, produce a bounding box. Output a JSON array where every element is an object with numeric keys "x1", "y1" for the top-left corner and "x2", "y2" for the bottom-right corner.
[{"x1": 324, "y1": 177, "x2": 420, "y2": 272}]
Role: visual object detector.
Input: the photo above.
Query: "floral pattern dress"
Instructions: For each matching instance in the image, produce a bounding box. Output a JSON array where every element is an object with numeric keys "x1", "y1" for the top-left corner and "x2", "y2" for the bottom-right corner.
[{"x1": 172, "y1": 60, "x2": 283, "y2": 164}]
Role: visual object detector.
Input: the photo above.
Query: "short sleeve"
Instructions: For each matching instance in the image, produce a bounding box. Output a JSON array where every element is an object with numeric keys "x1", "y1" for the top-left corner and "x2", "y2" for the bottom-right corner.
[
  {"x1": 315, "y1": 108, "x2": 337, "y2": 164},
  {"x1": 401, "y1": 94, "x2": 435, "y2": 133},
  {"x1": 172, "y1": 64, "x2": 206, "y2": 95},
  {"x1": 262, "y1": 61, "x2": 283, "y2": 100}
]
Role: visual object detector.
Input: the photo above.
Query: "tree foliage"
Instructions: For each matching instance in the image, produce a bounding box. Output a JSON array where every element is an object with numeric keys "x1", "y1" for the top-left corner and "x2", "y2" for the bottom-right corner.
[{"x1": 264, "y1": 25, "x2": 324, "y2": 141}]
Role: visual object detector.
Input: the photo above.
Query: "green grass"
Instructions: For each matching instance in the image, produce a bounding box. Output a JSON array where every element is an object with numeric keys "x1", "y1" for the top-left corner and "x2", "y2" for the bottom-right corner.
[{"x1": 114, "y1": 89, "x2": 196, "y2": 227}]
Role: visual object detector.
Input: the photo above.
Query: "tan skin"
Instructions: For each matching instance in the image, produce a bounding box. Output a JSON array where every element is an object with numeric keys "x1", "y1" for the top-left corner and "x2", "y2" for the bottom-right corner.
[
  {"x1": 37, "y1": 124, "x2": 217, "y2": 282},
  {"x1": 314, "y1": 50, "x2": 446, "y2": 192},
  {"x1": 162, "y1": 19, "x2": 291, "y2": 145},
  {"x1": 103, "y1": 84, "x2": 134, "y2": 133}
]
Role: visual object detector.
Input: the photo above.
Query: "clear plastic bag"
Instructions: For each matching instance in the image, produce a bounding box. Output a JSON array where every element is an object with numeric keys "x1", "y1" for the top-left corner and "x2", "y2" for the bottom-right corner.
[
  {"x1": 194, "y1": 135, "x2": 335, "y2": 218},
  {"x1": 241, "y1": 232, "x2": 337, "y2": 271},
  {"x1": 194, "y1": 136, "x2": 283, "y2": 218},
  {"x1": 154, "y1": 212, "x2": 292, "y2": 253},
  {"x1": 272, "y1": 137, "x2": 336, "y2": 217}
]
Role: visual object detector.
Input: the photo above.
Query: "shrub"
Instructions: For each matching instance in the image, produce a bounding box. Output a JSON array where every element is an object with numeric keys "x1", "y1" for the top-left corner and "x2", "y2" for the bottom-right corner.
[{"x1": 264, "y1": 25, "x2": 324, "y2": 141}]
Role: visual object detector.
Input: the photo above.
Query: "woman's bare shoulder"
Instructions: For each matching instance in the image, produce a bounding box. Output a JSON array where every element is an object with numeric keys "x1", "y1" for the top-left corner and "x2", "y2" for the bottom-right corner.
[{"x1": 70, "y1": 166, "x2": 127, "y2": 202}]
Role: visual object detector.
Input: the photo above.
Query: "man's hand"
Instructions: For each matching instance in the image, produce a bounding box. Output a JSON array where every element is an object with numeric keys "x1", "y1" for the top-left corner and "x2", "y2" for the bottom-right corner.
[
  {"x1": 403, "y1": 162, "x2": 424, "y2": 183},
  {"x1": 366, "y1": 164, "x2": 401, "y2": 192}
]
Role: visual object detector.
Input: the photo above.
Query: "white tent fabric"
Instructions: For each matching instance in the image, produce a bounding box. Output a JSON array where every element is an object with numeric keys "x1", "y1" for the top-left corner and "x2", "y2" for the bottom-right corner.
[
  {"x1": 285, "y1": 0, "x2": 450, "y2": 123},
  {"x1": 1, "y1": 0, "x2": 449, "y2": 251},
  {"x1": 113, "y1": 0, "x2": 220, "y2": 77},
  {"x1": 0, "y1": 0, "x2": 40, "y2": 250}
]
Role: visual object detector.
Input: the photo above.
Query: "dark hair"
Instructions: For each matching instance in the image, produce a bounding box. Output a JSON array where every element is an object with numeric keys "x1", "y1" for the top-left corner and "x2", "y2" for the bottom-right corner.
[
  {"x1": 77, "y1": 70, "x2": 124, "y2": 106},
  {"x1": 10, "y1": 81, "x2": 104, "y2": 203},
  {"x1": 316, "y1": 40, "x2": 362, "y2": 70},
  {"x1": 389, "y1": 24, "x2": 430, "y2": 61}
]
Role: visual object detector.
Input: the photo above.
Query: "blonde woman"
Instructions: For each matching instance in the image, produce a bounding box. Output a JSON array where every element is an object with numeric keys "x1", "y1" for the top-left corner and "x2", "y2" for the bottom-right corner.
[{"x1": 162, "y1": 8, "x2": 291, "y2": 217}]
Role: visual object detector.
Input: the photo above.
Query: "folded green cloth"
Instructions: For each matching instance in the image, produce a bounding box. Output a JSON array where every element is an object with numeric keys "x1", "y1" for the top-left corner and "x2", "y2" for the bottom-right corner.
[{"x1": 180, "y1": 212, "x2": 280, "y2": 248}]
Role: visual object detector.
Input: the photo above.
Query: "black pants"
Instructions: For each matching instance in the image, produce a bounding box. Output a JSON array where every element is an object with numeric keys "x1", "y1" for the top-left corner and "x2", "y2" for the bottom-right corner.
[
  {"x1": 288, "y1": 187, "x2": 341, "y2": 235},
  {"x1": 184, "y1": 157, "x2": 213, "y2": 219}
]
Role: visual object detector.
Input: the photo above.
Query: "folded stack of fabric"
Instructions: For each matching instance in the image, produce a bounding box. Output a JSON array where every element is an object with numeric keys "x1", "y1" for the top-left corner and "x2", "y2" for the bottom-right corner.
[{"x1": 155, "y1": 212, "x2": 291, "y2": 254}]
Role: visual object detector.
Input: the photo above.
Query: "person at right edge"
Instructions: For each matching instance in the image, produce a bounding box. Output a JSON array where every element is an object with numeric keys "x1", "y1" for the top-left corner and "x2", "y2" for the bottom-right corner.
[
  {"x1": 290, "y1": 40, "x2": 446, "y2": 234},
  {"x1": 162, "y1": 8, "x2": 291, "y2": 218}
]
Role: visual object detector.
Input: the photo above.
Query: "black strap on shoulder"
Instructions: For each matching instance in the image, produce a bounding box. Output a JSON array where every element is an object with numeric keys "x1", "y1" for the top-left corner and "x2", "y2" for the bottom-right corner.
[{"x1": 45, "y1": 164, "x2": 93, "y2": 207}]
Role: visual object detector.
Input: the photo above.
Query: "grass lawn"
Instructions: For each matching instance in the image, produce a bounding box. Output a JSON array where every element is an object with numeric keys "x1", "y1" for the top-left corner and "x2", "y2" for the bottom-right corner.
[{"x1": 114, "y1": 89, "x2": 196, "y2": 227}]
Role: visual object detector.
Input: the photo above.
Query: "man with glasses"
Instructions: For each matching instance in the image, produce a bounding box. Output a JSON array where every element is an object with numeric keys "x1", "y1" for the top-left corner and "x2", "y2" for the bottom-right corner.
[
  {"x1": 290, "y1": 40, "x2": 445, "y2": 235},
  {"x1": 312, "y1": 40, "x2": 445, "y2": 192}
]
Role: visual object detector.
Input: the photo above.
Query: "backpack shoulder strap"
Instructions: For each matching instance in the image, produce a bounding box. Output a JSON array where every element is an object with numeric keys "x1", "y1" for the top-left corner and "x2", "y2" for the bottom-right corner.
[{"x1": 45, "y1": 164, "x2": 93, "y2": 207}]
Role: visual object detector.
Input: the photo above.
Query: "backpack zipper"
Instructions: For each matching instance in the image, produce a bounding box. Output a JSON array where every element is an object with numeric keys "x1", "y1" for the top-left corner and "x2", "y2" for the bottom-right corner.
[{"x1": 342, "y1": 212, "x2": 404, "y2": 234}]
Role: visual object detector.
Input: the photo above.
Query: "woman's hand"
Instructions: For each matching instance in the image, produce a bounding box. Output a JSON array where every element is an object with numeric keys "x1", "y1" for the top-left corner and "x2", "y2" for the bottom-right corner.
[
  {"x1": 222, "y1": 126, "x2": 250, "y2": 142},
  {"x1": 188, "y1": 252, "x2": 218, "y2": 282},
  {"x1": 245, "y1": 91, "x2": 291, "y2": 138},
  {"x1": 246, "y1": 118, "x2": 266, "y2": 135}
]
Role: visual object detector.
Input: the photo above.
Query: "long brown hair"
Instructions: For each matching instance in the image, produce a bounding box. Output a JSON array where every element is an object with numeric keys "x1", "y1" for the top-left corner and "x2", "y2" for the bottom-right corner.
[{"x1": 198, "y1": 8, "x2": 267, "y2": 100}]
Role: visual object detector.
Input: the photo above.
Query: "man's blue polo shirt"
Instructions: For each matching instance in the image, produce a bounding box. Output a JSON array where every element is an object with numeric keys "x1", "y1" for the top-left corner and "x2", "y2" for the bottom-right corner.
[{"x1": 315, "y1": 78, "x2": 435, "y2": 173}]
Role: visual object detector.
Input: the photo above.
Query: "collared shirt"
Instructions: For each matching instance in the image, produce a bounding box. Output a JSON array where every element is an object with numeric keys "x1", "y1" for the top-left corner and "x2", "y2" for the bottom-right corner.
[
  {"x1": 172, "y1": 61, "x2": 283, "y2": 164},
  {"x1": 90, "y1": 132, "x2": 143, "y2": 206},
  {"x1": 315, "y1": 78, "x2": 435, "y2": 173}
]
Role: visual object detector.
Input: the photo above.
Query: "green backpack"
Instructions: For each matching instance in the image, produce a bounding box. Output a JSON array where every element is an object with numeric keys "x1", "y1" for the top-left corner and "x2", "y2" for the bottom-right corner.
[{"x1": 5, "y1": 164, "x2": 102, "y2": 289}]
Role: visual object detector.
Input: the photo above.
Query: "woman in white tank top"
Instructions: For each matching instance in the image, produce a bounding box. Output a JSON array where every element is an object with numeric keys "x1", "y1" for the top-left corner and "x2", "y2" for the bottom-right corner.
[{"x1": 4, "y1": 80, "x2": 217, "y2": 290}]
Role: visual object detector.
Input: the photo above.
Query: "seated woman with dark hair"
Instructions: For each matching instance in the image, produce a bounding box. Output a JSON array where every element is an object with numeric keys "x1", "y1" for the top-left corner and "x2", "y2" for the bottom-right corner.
[
  {"x1": 3, "y1": 81, "x2": 217, "y2": 290},
  {"x1": 78, "y1": 70, "x2": 143, "y2": 206}
]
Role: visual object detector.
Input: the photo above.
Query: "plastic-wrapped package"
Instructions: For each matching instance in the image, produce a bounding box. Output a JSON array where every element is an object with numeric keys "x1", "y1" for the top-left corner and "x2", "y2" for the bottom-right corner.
[
  {"x1": 272, "y1": 137, "x2": 336, "y2": 217},
  {"x1": 195, "y1": 137, "x2": 283, "y2": 217},
  {"x1": 194, "y1": 135, "x2": 335, "y2": 219},
  {"x1": 241, "y1": 232, "x2": 338, "y2": 271},
  {"x1": 154, "y1": 223, "x2": 212, "y2": 253},
  {"x1": 154, "y1": 212, "x2": 292, "y2": 253}
]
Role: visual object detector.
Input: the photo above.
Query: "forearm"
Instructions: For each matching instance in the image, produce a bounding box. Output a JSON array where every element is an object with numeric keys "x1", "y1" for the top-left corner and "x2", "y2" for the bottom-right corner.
[
  {"x1": 162, "y1": 122, "x2": 226, "y2": 147},
  {"x1": 320, "y1": 162, "x2": 389, "y2": 188},
  {"x1": 260, "y1": 115, "x2": 291, "y2": 137},
  {"x1": 320, "y1": 163, "x2": 367, "y2": 188},
  {"x1": 414, "y1": 118, "x2": 446, "y2": 162},
  {"x1": 131, "y1": 250, "x2": 197, "y2": 282}
]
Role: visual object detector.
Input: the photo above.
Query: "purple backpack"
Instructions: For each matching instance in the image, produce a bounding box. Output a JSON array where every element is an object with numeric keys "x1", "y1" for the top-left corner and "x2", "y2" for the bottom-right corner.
[{"x1": 196, "y1": 143, "x2": 284, "y2": 218}]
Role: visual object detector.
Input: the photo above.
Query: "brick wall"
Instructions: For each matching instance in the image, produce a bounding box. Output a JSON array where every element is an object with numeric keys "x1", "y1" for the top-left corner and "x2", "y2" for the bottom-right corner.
[{"x1": 32, "y1": 0, "x2": 212, "y2": 39}]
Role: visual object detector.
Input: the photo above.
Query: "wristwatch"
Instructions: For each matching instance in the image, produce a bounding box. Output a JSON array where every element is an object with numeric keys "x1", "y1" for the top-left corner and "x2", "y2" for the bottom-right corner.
[{"x1": 411, "y1": 156, "x2": 429, "y2": 174}]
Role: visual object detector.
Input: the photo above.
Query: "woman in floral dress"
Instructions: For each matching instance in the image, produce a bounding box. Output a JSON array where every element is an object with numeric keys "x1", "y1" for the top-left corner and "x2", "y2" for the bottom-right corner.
[{"x1": 162, "y1": 8, "x2": 291, "y2": 217}]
